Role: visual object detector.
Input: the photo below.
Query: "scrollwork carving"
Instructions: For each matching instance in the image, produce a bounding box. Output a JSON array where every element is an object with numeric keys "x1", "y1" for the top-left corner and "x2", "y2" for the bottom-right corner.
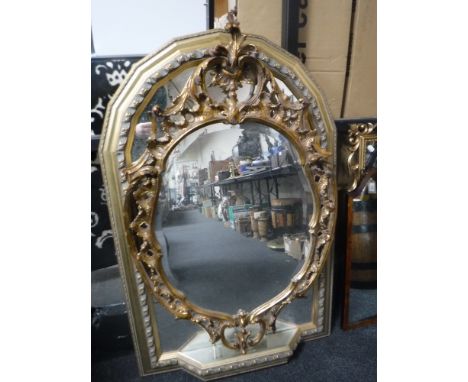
[{"x1": 347, "y1": 122, "x2": 377, "y2": 192}]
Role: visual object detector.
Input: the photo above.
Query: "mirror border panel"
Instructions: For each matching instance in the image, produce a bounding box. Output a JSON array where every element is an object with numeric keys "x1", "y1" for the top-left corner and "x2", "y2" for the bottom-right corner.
[
  {"x1": 342, "y1": 122, "x2": 377, "y2": 330},
  {"x1": 100, "y1": 21, "x2": 337, "y2": 378}
]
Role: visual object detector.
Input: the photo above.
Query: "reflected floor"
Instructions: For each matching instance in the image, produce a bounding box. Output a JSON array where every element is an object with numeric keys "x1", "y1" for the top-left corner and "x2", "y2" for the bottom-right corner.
[
  {"x1": 349, "y1": 288, "x2": 377, "y2": 322},
  {"x1": 161, "y1": 209, "x2": 299, "y2": 314}
]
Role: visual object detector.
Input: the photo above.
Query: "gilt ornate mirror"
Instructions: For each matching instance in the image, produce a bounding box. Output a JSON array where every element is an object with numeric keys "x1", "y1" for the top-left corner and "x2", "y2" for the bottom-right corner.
[{"x1": 100, "y1": 13, "x2": 337, "y2": 380}]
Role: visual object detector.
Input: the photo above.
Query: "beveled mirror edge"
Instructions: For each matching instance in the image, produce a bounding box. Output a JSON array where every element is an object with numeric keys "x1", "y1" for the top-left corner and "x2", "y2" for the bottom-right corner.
[{"x1": 99, "y1": 20, "x2": 337, "y2": 378}]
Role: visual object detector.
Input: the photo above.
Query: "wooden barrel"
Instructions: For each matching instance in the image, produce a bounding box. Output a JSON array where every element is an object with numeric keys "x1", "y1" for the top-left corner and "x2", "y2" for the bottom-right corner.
[
  {"x1": 257, "y1": 216, "x2": 270, "y2": 241},
  {"x1": 253, "y1": 210, "x2": 268, "y2": 219},
  {"x1": 286, "y1": 211, "x2": 295, "y2": 227},
  {"x1": 249, "y1": 207, "x2": 259, "y2": 238},
  {"x1": 350, "y1": 197, "x2": 377, "y2": 288},
  {"x1": 271, "y1": 207, "x2": 287, "y2": 229},
  {"x1": 271, "y1": 198, "x2": 302, "y2": 230},
  {"x1": 271, "y1": 198, "x2": 301, "y2": 207}
]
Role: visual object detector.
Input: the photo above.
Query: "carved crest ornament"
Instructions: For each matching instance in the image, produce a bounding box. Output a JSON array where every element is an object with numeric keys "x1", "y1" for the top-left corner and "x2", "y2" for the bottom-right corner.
[
  {"x1": 347, "y1": 122, "x2": 377, "y2": 192},
  {"x1": 121, "y1": 13, "x2": 336, "y2": 354}
]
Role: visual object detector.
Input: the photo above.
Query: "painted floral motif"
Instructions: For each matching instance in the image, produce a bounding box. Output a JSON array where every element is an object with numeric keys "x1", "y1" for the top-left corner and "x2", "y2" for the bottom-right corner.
[{"x1": 91, "y1": 56, "x2": 142, "y2": 136}]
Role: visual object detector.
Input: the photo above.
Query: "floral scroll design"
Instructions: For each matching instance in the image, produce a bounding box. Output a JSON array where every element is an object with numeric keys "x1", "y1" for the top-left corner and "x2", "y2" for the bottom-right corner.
[
  {"x1": 124, "y1": 12, "x2": 336, "y2": 354},
  {"x1": 347, "y1": 122, "x2": 377, "y2": 192}
]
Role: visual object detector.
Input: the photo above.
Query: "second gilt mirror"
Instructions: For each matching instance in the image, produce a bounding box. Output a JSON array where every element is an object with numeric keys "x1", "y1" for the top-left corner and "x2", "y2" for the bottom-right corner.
[{"x1": 100, "y1": 13, "x2": 337, "y2": 380}]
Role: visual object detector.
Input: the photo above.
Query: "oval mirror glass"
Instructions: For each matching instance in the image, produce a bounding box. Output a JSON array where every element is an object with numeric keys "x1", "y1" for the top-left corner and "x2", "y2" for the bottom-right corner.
[{"x1": 154, "y1": 121, "x2": 314, "y2": 314}]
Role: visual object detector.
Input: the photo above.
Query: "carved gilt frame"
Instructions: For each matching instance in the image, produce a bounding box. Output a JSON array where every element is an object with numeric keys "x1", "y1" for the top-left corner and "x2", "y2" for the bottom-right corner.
[
  {"x1": 347, "y1": 122, "x2": 377, "y2": 192},
  {"x1": 342, "y1": 122, "x2": 377, "y2": 330},
  {"x1": 100, "y1": 14, "x2": 337, "y2": 378}
]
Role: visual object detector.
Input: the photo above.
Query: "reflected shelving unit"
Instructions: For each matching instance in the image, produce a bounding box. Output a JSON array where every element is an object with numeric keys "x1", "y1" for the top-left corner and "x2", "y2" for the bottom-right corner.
[{"x1": 197, "y1": 164, "x2": 302, "y2": 207}]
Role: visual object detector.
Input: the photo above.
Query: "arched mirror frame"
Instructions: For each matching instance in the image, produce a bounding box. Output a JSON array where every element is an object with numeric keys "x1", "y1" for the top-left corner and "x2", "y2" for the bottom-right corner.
[{"x1": 100, "y1": 17, "x2": 337, "y2": 379}]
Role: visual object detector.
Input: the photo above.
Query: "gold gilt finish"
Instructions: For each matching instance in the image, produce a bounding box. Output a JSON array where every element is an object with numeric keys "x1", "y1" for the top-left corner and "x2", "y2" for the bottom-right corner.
[
  {"x1": 347, "y1": 122, "x2": 377, "y2": 192},
  {"x1": 122, "y1": 13, "x2": 336, "y2": 355}
]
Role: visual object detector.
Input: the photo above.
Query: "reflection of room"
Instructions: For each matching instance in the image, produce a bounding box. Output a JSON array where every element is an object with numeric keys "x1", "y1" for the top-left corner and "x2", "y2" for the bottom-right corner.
[
  {"x1": 155, "y1": 122, "x2": 315, "y2": 314},
  {"x1": 162, "y1": 122, "x2": 314, "y2": 254}
]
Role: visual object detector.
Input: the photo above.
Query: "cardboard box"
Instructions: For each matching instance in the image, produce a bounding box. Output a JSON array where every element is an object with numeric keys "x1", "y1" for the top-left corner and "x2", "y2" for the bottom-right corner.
[
  {"x1": 238, "y1": 0, "x2": 352, "y2": 119},
  {"x1": 298, "y1": 0, "x2": 353, "y2": 118},
  {"x1": 214, "y1": 0, "x2": 228, "y2": 18},
  {"x1": 342, "y1": 0, "x2": 377, "y2": 118},
  {"x1": 209, "y1": 160, "x2": 230, "y2": 182},
  {"x1": 237, "y1": 0, "x2": 283, "y2": 46},
  {"x1": 236, "y1": 0, "x2": 376, "y2": 119}
]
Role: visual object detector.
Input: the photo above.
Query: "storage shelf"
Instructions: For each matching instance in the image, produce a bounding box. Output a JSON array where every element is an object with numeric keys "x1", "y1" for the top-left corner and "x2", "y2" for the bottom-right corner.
[
  {"x1": 199, "y1": 164, "x2": 301, "y2": 188},
  {"x1": 197, "y1": 164, "x2": 302, "y2": 207}
]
